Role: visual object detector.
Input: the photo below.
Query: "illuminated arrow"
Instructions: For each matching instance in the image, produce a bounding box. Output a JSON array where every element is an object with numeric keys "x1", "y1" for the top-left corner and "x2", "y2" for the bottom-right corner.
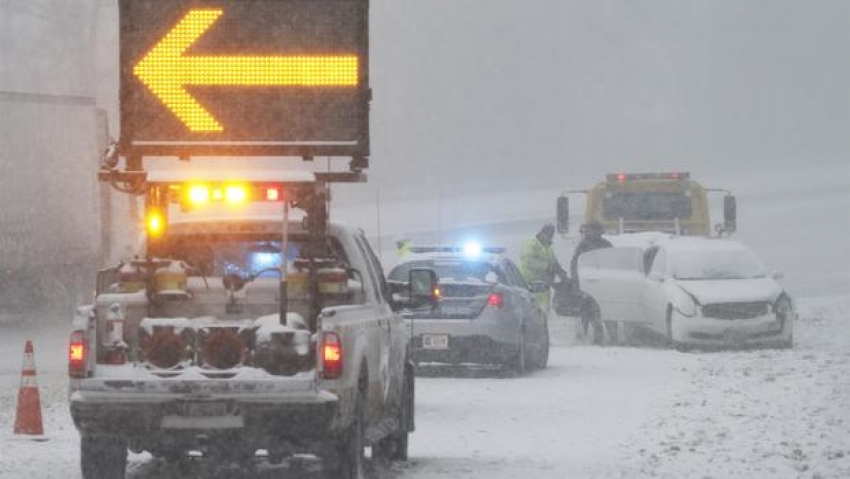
[{"x1": 134, "y1": 9, "x2": 359, "y2": 132}]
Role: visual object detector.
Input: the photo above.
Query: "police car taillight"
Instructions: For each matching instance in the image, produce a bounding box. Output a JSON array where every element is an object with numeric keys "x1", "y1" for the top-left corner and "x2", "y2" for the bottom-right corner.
[
  {"x1": 69, "y1": 331, "x2": 87, "y2": 379},
  {"x1": 321, "y1": 331, "x2": 343, "y2": 380},
  {"x1": 487, "y1": 293, "x2": 504, "y2": 308}
]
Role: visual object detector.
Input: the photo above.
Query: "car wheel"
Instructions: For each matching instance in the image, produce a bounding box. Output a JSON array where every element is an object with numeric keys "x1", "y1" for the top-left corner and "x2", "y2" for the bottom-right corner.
[
  {"x1": 666, "y1": 306, "x2": 687, "y2": 351},
  {"x1": 510, "y1": 330, "x2": 527, "y2": 375},
  {"x1": 327, "y1": 379, "x2": 366, "y2": 479},
  {"x1": 374, "y1": 367, "x2": 413, "y2": 462},
  {"x1": 81, "y1": 436, "x2": 127, "y2": 479}
]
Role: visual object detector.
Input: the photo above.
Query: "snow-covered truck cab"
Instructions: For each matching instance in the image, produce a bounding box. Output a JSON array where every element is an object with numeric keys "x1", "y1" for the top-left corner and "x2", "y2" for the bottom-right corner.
[
  {"x1": 69, "y1": 172, "x2": 428, "y2": 478},
  {"x1": 556, "y1": 172, "x2": 737, "y2": 236}
]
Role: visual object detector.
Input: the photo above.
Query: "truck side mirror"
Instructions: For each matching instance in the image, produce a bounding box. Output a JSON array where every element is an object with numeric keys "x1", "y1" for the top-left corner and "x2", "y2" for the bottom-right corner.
[
  {"x1": 96, "y1": 267, "x2": 120, "y2": 296},
  {"x1": 723, "y1": 195, "x2": 737, "y2": 233},
  {"x1": 409, "y1": 268, "x2": 439, "y2": 308},
  {"x1": 556, "y1": 196, "x2": 570, "y2": 234}
]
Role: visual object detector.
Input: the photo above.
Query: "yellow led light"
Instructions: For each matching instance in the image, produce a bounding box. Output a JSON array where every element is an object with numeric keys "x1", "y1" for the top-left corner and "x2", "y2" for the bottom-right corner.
[
  {"x1": 146, "y1": 210, "x2": 166, "y2": 238},
  {"x1": 134, "y1": 9, "x2": 359, "y2": 132},
  {"x1": 225, "y1": 185, "x2": 248, "y2": 204},
  {"x1": 187, "y1": 184, "x2": 210, "y2": 204}
]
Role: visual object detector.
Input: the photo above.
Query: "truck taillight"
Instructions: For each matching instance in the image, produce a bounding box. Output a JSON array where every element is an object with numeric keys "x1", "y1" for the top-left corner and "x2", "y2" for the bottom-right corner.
[
  {"x1": 321, "y1": 331, "x2": 343, "y2": 380},
  {"x1": 69, "y1": 331, "x2": 87, "y2": 378},
  {"x1": 487, "y1": 292, "x2": 504, "y2": 308}
]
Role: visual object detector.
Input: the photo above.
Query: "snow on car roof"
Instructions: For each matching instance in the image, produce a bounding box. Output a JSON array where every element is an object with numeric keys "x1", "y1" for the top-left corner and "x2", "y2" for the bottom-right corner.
[
  {"x1": 607, "y1": 232, "x2": 749, "y2": 253},
  {"x1": 402, "y1": 249, "x2": 505, "y2": 265},
  {"x1": 607, "y1": 231, "x2": 676, "y2": 249},
  {"x1": 663, "y1": 237, "x2": 752, "y2": 254}
]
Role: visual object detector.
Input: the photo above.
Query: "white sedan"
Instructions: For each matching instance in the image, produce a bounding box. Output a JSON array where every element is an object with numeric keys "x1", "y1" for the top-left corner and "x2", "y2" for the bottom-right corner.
[{"x1": 577, "y1": 235, "x2": 795, "y2": 349}]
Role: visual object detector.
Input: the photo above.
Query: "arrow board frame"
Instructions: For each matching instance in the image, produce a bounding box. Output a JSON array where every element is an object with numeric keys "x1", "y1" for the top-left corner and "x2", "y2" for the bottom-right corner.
[{"x1": 118, "y1": 0, "x2": 370, "y2": 161}]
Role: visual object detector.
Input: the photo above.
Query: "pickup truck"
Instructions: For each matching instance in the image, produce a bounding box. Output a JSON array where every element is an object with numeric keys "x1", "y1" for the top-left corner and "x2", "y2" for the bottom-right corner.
[{"x1": 68, "y1": 176, "x2": 426, "y2": 478}]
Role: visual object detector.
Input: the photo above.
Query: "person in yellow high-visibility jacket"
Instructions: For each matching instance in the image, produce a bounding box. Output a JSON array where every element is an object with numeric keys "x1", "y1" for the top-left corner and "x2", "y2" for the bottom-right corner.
[
  {"x1": 519, "y1": 224, "x2": 565, "y2": 311},
  {"x1": 396, "y1": 238, "x2": 412, "y2": 258}
]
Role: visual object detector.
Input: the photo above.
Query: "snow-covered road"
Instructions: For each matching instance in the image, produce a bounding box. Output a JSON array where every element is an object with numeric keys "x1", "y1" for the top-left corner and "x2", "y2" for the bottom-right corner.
[{"x1": 1, "y1": 296, "x2": 848, "y2": 478}]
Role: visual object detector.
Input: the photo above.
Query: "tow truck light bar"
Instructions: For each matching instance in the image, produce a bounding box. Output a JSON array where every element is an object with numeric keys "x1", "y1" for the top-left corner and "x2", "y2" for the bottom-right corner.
[
  {"x1": 607, "y1": 172, "x2": 690, "y2": 183},
  {"x1": 181, "y1": 183, "x2": 255, "y2": 206}
]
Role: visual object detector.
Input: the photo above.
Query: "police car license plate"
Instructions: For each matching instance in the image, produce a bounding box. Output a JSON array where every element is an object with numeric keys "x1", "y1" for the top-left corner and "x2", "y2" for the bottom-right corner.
[
  {"x1": 441, "y1": 306, "x2": 472, "y2": 317},
  {"x1": 422, "y1": 334, "x2": 449, "y2": 350}
]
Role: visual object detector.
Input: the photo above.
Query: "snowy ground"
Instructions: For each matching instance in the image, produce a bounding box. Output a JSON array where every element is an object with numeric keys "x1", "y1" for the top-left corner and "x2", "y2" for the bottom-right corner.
[
  {"x1": 1, "y1": 167, "x2": 848, "y2": 478},
  {"x1": 1, "y1": 295, "x2": 848, "y2": 478}
]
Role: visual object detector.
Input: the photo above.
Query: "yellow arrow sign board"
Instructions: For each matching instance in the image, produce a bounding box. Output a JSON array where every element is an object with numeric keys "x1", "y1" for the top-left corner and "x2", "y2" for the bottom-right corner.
[{"x1": 119, "y1": 0, "x2": 370, "y2": 158}]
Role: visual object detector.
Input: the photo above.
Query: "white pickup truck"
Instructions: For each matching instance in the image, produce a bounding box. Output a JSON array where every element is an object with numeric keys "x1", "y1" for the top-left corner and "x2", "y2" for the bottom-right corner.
[
  {"x1": 576, "y1": 234, "x2": 794, "y2": 349},
  {"x1": 68, "y1": 176, "x2": 428, "y2": 478}
]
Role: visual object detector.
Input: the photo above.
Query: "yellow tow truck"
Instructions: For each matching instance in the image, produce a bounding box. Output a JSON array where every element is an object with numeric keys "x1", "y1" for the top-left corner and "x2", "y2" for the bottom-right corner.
[{"x1": 556, "y1": 172, "x2": 737, "y2": 236}]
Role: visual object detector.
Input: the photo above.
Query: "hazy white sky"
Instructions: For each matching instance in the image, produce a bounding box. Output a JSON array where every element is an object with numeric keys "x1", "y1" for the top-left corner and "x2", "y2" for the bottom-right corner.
[
  {"x1": 2, "y1": 0, "x2": 848, "y2": 201},
  {"x1": 368, "y1": 0, "x2": 849, "y2": 198}
]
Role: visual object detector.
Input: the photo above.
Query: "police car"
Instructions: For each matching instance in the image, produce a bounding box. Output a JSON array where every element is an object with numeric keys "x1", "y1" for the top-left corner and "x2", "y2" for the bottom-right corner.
[{"x1": 388, "y1": 243, "x2": 549, "y2": 373}]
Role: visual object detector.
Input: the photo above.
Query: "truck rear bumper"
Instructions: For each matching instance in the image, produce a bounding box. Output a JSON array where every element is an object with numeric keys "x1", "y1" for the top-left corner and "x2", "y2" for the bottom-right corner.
[{"x1": 70, "y1": 383, "x2": 339, "y2": 452}]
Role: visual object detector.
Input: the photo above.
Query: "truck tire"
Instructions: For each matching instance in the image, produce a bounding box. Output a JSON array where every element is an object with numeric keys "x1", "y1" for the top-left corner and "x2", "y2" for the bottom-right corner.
[
  {"x1": 327, "y1": 377, "x2": 366, "y2": 479},
  {"x1": 81, "y1": 436, "x2": 127, "y2": 479},
  {"x1": 374, "y1": 367, "x2": 413, "y2": 461}
]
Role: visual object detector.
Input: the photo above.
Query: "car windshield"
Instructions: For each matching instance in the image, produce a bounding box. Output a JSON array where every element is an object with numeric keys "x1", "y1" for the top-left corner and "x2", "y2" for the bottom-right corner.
[
  {"x1": 603, "y1": 191, "x2": 693, "y2": 221},
  {"x1": 156, "y1": 234, "x2": 307, "y2": 278},
  {"x1": 389, "y1": 259, "x2": 498, "y2": 284},
  {"x1": 670, "y1": 248, "x2": 766, "y2": 280}
]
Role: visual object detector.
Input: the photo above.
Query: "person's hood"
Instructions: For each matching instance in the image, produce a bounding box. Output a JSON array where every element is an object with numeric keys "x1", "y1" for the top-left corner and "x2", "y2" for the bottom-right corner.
[{"x1": 673, "y1": 277, "x2": 783, "y2": 305}]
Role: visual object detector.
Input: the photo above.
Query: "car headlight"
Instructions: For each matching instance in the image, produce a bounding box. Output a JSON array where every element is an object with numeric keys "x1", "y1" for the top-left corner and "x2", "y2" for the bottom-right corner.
[
  {"x1": 774, "y1": 295, "x2": 794, "y2": 318},
  {"x1": 673, "y1": 296, "x2": 700, "y2": 318}
]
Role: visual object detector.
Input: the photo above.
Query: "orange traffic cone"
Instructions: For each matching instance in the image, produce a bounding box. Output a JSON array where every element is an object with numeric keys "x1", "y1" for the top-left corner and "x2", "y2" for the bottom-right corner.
[{"x1": 13, "y1": 340, "x2": 44, "y2": 436}]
